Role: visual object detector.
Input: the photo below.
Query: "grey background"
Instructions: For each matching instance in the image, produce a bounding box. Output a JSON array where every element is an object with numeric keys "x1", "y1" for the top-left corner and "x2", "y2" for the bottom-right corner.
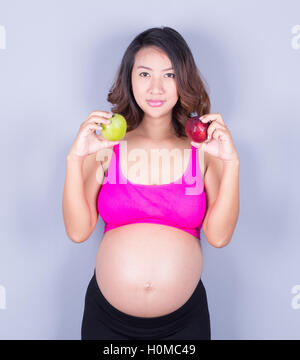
[{"x1": 0, "y1": 0, "x2": 299, "y2": 339}]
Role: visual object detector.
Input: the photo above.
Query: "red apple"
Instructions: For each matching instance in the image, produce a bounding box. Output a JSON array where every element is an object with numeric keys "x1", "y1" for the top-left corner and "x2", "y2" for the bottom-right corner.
[{"x1": 185, "y1": 112, "x2": 211, "y2": 143}]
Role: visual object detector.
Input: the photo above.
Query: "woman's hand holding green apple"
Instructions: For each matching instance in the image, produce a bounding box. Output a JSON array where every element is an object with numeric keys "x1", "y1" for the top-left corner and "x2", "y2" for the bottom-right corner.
[{"x1": 68, "y1": 111, "x2": 125, "y2": 159}]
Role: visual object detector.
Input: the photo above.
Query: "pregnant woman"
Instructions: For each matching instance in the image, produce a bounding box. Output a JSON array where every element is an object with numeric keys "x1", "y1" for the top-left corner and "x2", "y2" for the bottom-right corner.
[{"x1": 62, "y1": 27, "x2": 240, "y2": 340}]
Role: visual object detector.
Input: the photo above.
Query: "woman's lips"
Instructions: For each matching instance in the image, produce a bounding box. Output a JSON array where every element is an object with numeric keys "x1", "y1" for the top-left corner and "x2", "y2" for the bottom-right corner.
[{"x1": 146, "y1": 100, "x2": 165, "y2": 107}]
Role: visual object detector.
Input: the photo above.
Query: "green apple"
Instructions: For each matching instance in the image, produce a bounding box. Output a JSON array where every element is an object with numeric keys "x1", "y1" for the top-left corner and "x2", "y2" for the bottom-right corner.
[{"x1": 101, "y1": 113, "x2": 127, "y2": 141}]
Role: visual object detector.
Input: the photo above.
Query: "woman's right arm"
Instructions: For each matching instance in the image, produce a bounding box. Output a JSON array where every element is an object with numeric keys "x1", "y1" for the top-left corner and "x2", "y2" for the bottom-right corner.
[
  {"x1": 62, "y1": 110, "x2": 120, "y2": 243},
  {"x1": 62, "y1": 153, "x2": 103, "y2": 243}
]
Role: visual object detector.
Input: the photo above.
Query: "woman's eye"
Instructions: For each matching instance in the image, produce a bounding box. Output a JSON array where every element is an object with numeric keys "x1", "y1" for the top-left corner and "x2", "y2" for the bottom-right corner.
[{"x1": 139, "y1": 72, "x2": 175, "y2": 78}]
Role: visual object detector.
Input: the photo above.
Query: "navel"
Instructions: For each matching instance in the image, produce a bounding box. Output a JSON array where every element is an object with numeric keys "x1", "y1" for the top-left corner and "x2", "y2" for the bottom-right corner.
[{"x1": 144, "y1": 281, "x2": 153, "y2": 290}]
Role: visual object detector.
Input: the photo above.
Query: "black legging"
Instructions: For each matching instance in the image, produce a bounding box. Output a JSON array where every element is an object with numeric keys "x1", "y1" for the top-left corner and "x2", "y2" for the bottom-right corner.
[{"x1": 81, "y1": 269, "x2": 211, "y2": 340}]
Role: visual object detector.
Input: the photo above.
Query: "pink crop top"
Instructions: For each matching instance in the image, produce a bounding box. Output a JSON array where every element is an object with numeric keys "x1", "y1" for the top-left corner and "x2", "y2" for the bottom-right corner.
[{"x1": 97, "y1": 142, "x2": 206, "y2": 240}]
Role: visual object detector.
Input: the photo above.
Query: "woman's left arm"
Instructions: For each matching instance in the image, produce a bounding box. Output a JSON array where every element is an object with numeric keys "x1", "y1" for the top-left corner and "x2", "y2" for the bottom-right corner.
[
  {"x1": 207, "y1": 158, "x2": 240, "y2": 247},
  {"x1": 191, "y1": 112, "x2": 240, "y2": 247}
]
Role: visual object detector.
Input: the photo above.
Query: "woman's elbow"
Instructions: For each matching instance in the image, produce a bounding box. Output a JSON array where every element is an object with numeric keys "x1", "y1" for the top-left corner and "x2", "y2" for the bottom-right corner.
[
  {"x1": 206, "y1": 236, "x2": 231, "y2": 248},
  {"x1": 65, "y1": 230, "x2": 88, "y2": 244}
]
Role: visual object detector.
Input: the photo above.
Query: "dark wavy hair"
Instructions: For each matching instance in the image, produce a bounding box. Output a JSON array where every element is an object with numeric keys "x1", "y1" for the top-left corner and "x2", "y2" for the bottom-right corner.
[{"x1": 107, "y1": 26, "x2": 211, "y2": 138}]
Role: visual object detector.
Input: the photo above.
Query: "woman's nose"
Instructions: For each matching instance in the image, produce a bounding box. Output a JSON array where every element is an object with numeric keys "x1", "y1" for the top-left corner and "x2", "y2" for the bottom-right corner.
[{"x1": 149, "y1": 78, "x2": 164, "y2": 92}]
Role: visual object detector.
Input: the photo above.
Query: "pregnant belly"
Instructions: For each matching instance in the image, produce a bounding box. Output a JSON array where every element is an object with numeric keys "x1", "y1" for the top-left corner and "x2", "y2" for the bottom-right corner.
[{"x1": 95, "y1": 223, "x2": 203, "y2": 318}]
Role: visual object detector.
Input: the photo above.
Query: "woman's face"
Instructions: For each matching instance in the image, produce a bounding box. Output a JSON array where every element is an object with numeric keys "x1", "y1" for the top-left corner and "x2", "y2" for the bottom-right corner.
[{"x1": 131, "y1": 46, "x2": 179, "y2": 118}]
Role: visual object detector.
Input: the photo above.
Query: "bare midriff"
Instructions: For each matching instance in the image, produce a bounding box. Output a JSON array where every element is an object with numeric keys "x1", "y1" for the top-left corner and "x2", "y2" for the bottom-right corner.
[{"x1": 95, "y1": 223, "x2": 203, "y2": 318}]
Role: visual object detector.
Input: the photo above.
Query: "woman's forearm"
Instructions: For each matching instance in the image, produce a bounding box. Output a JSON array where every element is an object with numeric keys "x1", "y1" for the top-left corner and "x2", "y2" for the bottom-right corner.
[
  {"x1": 62, "y1": 154, "x2": 92, "y2": 243},
  {"x1": 205, "y1": 160, "x2": 240, "y2": 247}
]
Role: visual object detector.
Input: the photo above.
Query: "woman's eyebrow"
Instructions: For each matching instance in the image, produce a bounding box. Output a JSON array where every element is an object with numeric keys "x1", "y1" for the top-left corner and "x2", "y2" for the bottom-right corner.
[{"x1": 137, "y1": 66, "x2": 174, "y2": 71}]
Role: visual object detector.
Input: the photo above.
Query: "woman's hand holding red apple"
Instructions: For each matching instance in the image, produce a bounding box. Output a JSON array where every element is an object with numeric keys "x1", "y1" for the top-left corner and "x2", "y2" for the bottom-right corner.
[{"x1": 191, "y1": 113, "x2": 239, "y2": 163}]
